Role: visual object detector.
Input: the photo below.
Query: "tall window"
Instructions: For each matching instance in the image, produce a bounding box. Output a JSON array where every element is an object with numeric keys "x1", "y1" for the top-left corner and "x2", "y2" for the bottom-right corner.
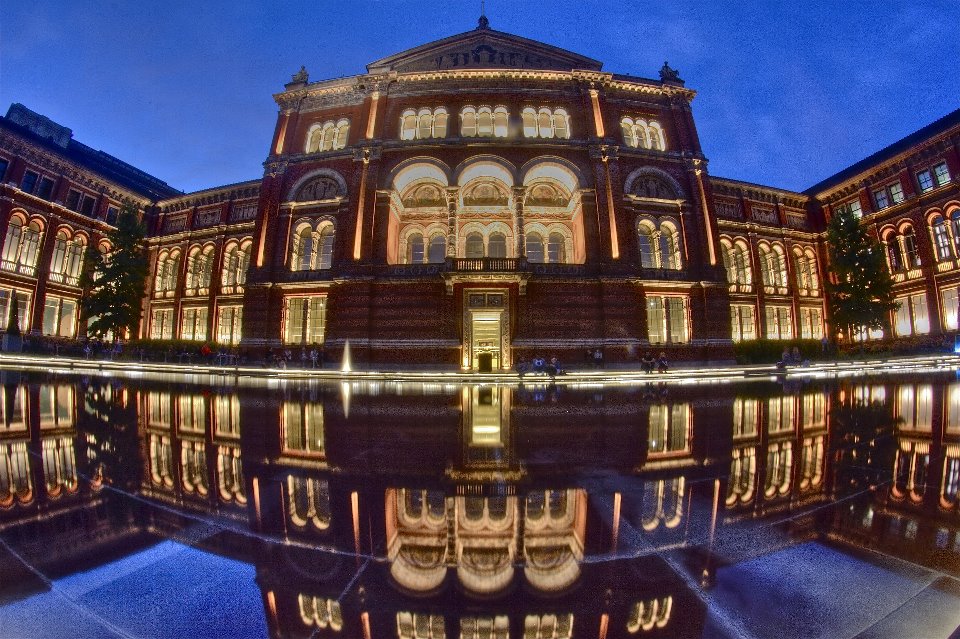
[
  {"x1": 151, "y1": 308, "x2": 174, "y2": 340},
  {"x1": 646, "y1": 296, "x2": 688, "y2": 344},
  {"x1": 221, "y1": 240, "x2": 251, "y2": 292},
  {"x1": 620, "y1": 117, "x2": 667, "y2": 150},
  {"x1": 765, "y1": 306, "x2": 793, "y2": 339},
  {"x1": 465, "y1": 232, "x2": 485, "y2": 258},
  {"x1": 942, "y1": 287, "x2": 959, "y2": 331},
  {"x1": 400, "y1": 108, "x2": 448, "y2": 140},
  {"x1": 283, "y1": 296, "x2": 327, "y2": 344},
  {"x1": 835, "y1": 198, "x2": 862, "y2": 219},
  {"x1": 721, "y1": 239, "x2": 752, "y2": 289},
  {"x1": 49, "y1": 232, "x2": 85, "y2": 286},
  {"x1": 546, "y1": 232, "x2": 565, "y2": 263},
  {"x1": 758, "y1": 244, "x2": 788, "y2": 291},
  {"x1": 216, "y1": 306, "x2": 243, "y2": 345},
  {"x1": 798, "y1": 307, "x2": 824, "y2": 339},
  {"x1": 794, "y1": 249, "x2": 819, "y2": 295},
  {"x1": 931, "y1": 215, "x2": 953, "y2": 261},
  {"x1": 648, "y1": 403, "x2": 690, "y2": 456},
  {"x1": 638, "y1": 221, "x2": 682, "y2": 270},
  {"x1": 730, "y1": 304, "x2": 756, "y2": 341},
  {"x1": 525, "y1": 232, "x2": 544, "y2": 263},
  {"x1": 184, "y1": 246, "x2": 214, "y2": 295},
  {"x1": 154, "y1": 251, "x2": 181, "y2": 294},
  {"x1": 428, "y1": 234, "x2": 446, "y2": 263},
  {"x1": 488, "y1": 232, "x2": 507, "y2": 259},
  {"x1": 291, "y1": 223, "x2": 335, "y2": 271},
  {"x1": 181, "y1": 307, "x2": 208, "y2": 341},
  {"x1": 1, "y1": 216, "x2": 42, "y2": 276}
]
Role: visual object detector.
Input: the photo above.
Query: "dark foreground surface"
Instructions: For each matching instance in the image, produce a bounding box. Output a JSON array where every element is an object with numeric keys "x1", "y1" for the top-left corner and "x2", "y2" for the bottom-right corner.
[{"x1": 0, "y1": 366, "x2": 958, "y2": 638}]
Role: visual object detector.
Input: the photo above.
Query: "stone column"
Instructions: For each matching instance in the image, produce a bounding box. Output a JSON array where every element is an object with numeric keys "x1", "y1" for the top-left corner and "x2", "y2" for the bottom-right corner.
[
  {"x1": 512, "y1": 186, "x2": 526, "y2": 258},
  {"x1": 445, "y1": 187, "x2": 459, "y2": 259}
]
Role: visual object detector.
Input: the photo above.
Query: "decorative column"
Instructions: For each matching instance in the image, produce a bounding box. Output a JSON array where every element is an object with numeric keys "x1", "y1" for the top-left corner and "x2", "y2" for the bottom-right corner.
[
  {"x1": 445, "y1": 187, "x2": 459, "y2": 259},
  {"x1": 512, "y1": 186, "x2": 526, "y2": 258}
]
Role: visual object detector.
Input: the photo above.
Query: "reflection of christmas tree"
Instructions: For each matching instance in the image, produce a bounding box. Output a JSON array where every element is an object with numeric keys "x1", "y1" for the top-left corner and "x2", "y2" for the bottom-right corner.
[
  {"x1": 830, "y1": 394, "x2": 898, "y2": 496},
  {"x1": 78, "y1": 381, "x2": 141, "y2": 491}
]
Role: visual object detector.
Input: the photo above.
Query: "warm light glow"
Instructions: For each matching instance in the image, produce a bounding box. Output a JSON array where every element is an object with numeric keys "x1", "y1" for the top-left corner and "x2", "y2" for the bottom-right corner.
[
  {"x1": 695, "y1": 169, "x2": 717, "y2": 265},
  {"x1": 354, "y1": 160, "x2": 368, "y2": 260},
  {"x1": 365, "y1": 90, "x2": 380, "y2": 139},
  {"x1": 589, "y1": 88, "x2": 605, "y2": 137},
  {"x1": 611, "y1": 491, "x2": 621, "y2": 550},
  {"x1": 352, "y1": 490, "x2": 361, "y2": 555},
  {"x1": 274, "y1": 113, "x2": 288, "y2": 155},
  {"x1": 604, "y1": 159, "x2": 620, "y2": 259}
]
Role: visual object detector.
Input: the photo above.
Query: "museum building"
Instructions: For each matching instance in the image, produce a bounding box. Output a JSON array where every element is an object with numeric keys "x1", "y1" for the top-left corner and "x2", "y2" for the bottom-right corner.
[{"x1": 0, "y1": 19, "x2": 959, "y2": 368}]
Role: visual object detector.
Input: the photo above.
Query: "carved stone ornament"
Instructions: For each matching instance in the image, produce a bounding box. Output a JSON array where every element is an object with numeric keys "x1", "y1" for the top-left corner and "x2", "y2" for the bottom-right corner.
[
  {"x1": 296, "y1": 176, "x2": 341, "y2": 202},
  {"x1": 462, "y1": 182, "x2": 508, "y2": 207},
  {"x1": 630, "y1": 176, "x2": 676, "y2": 200},
  {"x1": 402, "y1": 184, "x2": 445, "y2": 208},
  {"x1": 291, "y1": 66, "x2": 309, "y2": 84},
  {"x1": 659, "y1": 61, "x2": 682, "y2": 84}
]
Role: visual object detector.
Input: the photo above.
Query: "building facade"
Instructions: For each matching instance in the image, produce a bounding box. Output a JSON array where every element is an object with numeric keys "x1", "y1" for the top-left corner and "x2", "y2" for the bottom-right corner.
[{"x1": 0, "y1": 20, "x2": 958, "y2": 368}]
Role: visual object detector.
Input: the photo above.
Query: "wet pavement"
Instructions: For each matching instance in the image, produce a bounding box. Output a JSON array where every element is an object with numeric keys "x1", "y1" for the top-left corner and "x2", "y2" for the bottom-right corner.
[{"x1": 0, "y1": 365, "x2": 958, "y2": 638}]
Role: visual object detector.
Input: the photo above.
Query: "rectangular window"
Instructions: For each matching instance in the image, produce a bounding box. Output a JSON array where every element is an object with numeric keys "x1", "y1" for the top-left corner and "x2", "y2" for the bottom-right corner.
[
  {"x1": 917, "y1": 169, "x2": 934, "y2": 192},
  {"x1": 889, "y1": 182, "x2": 904, "y2": 205},
  {"x1": 180, "y1": 307, "x2": 208, "y2": 341},
  {"x1": 150, "y1": 308, "x2": 174, "y2": 340},
  {"x1": 0, "y1": 289, "x2": 32, "y2": 332},
  {"x1": 42, "y1": 296, "x2": 75, "y2": 337},
  {"x1": 105, "y1": 205, "x2": 119, "y2": 225},
  {"x1": 934, "y1": 162, "x2": 951, "y2": 187},
  {"x1": 764, "y1": 305, "x2": 793, "y2": 340},
  {"x1": 216, "y1": 306, "x2": 243, "y2": 345},
  {"x1": 730, "y1": 304, "x2": 756, "y2": 342},
  {"x1": 799, "y1": 307, "x2": 824, "y2": 339},
  {"x1": 0, "y1": 158, "x2": 8, "y2": 182},
  {"x1": 65, "y1": 189, "x2": 81, "y2": 210},
  {"x1": 873, "y1": 188, "x2": 889, "y2": 210},
  {"x1": 20, "y1": 171, "x2": 38, "y2": 194},
  {"x1": 646, "y1": 296, "x2": 688, "y2": 344},
  {"x1": 283, "y1": 296, "x2": 327, "y2": 345},
  {"x1": 36, "y1": 176, "x2": 55, "y2": 200},
  {"x1": 65, "y1": 189, "x2": 96, "y2": 215},
  {"x1": 942, "y1": 287, "x2": 959, "y2": 331},
  {"x1": 837, "y1": 198, "x2": 863, "y2": 219},
  {"x1": 894, "y1": 293, "x2": 930, "y2": 336}
]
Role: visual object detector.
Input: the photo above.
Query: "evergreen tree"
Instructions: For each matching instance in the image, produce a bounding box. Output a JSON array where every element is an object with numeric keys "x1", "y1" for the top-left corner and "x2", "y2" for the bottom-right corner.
[
  {"x1": 80, "y1": 203, "x2": 148, "y2": 340},
  {"x1": 825, "y1": 205, "x2": 898, "y2": 340}
]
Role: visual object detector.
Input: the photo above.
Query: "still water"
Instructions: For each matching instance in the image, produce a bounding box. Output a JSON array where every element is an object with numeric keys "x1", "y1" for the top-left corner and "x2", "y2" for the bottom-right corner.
[{"x1": 0, "y1": 368, "x2": 958, "y2": 639}]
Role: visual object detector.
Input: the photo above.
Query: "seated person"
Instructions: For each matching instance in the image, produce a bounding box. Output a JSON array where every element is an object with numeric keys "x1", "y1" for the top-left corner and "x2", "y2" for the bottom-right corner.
[
  {"x1": 532, "y1": 356, "x2": 545, "y2": 374},
  {"x1": 515, "y1": 358, "x2": 529, "y2": 378},
  {"x1": 641, "y1": 351, "x2": 656, "y2": 373},
  {"x1": 656, "y1": 352, "x2": 669, "y2": 374}
]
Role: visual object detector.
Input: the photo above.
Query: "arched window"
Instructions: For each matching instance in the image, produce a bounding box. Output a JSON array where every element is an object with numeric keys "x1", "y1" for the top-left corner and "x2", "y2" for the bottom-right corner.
[
  {"x1": 461, "y1": 107, "x2": 477, "y2": 137},
  {"x1": 931, "y1": 215, "x2": 953, "y2": 261},
  {"x1": 185, "y1": 246, "x2": 213, "y2": 294},
  {"x1": 400, "y1": 109, "x2": 417, "y2": 140},
  {"x1": 553, "y1": 109, "x2": 570, "y2": 139},
  {"x1": 493, "y1": 107, "x2": 509, "y2": 137},
  {"x1": 537, "y1": 109, "x2": 553, "y2": 138},
  {"x1": 307, "y1": 127, "x2": 324, "y2": 152},
  {"x1": 522, "y1": 108, "x2": 537, "y2": 137},
  {"x1": 658, "y1": 222, "x2": 680, "y2": 270},
  {"x1": 950, "y1": 210, "x2": 960, "y2": 256},
  {"x1": 2, "y1": 217, "x2": 43, "y2": 276},
  {"x1": 433, "y1": 108, "x2": 448, "y2": 137},
  {"x1": 334, "y1": 119, "x2": 349, "y2": 149},
  {"x1": 317, "y1": 225, "x2": 334, "y2": 269},
  {"x1": 292, "y1": 225, "x2": 314, "y2": 271},
  {"x1": 805, "y1": 251, "x2": 820, "y2": 294},
  {"x1": 465, "y1": 232, "x2": 484, "y2": 258},
  {"x1": 428, "y1": 234, "x2": 446, "y2": 263},
  {"x1": 320, "y1": 124, "x2": 336, "y2": 151},
  {"x1": 638, "y1": 222, "x2": 656, "y2": 268},
  {"x1": 884, "y1": 232, "x2": 902, "y2": 273},
  {"x1": 51, "y1": 232, "x2": 85, "y2": 285},
  {"x1": 634, "y1": 120, "x2": 650, "y2": 148},
  {"x1": 477, "y1": 107, "x2": 493, "y2": 136},
  {"x1": 620, "y1": 118, "x2": 636, "y2": 147},
  {"x1": 488, "y1": 232, "x2": 507, "y2": 258},
  {"x1": 758, "y1": 245, "x2": 777, "y2": 287},
  {"x1": 649, "y1": 122, "x2": 666, "y2": 150},
  {"x1": 407, "y1": 232, "x2": 425, "y2": 264},
  {"x1": 902, "y1": 228, "x2": 920, "y2": 268},
  {"x1": 417, "y1": 109, "x2": 432, "y2": 140},
  {"x1": 526, "y1": 232, "x2": 545, "y2": 263},
  {"x1": 547, "y1": 232, "x2": 566, "y2": 263},
  {"x1": 221, "y1": 240, "x2": 251, "y2": 290},
  {"x1": 306, "y1": 120, "x2": 350, "y2": 152}
]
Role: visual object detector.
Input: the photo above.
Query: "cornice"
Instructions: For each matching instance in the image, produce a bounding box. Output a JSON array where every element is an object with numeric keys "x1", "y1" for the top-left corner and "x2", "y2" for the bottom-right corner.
[{"x1": 158, "y1": 181, "x2": 260, "y2": 212}]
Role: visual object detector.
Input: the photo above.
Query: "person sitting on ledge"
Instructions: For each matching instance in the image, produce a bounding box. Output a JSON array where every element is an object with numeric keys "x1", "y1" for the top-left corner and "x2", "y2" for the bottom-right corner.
[
  {"x1": 641, "y1": 351, "x2": 656, "y2": 374},
  {"x1": 548, "y1": 356, "x2": 564, "y2": 377},
  {"x1": 656, "y1": 351, "x2": 669, "y2": 374},
  {"x1": 532, "y1": 356, "x2": 545, "y2": 374},
  {"x1": 515, "y1": 357, "x2": 529, "y2": 378}
]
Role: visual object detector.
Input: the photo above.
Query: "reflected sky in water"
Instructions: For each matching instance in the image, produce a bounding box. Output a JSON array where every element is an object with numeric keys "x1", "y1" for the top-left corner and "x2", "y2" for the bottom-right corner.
[{"x1": 0, "y1": 369, "x2": 958, "y2": 638}]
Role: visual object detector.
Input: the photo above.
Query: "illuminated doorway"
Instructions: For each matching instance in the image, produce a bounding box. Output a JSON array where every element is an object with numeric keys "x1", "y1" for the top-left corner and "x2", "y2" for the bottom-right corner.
[{"x1": 462, "y1": 290, "x2": 509, "y2": 371}]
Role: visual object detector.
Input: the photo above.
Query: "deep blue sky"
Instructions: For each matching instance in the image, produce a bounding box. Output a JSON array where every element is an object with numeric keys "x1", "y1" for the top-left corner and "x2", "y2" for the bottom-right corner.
[{"x1": 2, "y1": 1, "x2": 958, "y2": 195}]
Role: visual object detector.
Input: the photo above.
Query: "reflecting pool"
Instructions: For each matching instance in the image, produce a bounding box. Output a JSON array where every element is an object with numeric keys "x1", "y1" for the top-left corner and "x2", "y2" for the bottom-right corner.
[{"x1": 0, "y1": 368, "x2": 958, "y2": 638}]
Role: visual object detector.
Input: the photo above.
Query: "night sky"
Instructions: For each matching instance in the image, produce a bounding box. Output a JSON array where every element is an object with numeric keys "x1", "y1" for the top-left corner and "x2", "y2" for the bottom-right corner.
[{"x1": 2, "y1": 1, "x2": 957, "y2": 195}]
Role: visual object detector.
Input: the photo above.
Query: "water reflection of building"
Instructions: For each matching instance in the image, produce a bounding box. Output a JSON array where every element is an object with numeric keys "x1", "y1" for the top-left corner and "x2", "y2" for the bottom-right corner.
[{"x1": 2, "y1": 375, "x2": 960, "y2": 637}]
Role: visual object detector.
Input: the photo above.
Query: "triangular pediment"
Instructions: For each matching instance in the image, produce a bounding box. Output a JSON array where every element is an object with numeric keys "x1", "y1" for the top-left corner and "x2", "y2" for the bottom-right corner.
[{"x1": 366, "y1": 26, "x2": 603, "y2": 74}]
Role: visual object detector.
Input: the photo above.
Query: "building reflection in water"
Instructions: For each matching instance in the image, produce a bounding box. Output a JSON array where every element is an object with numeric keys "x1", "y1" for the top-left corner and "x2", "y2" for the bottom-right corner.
[{"x1": 0, "y1": 372, "x2": 959, "y2": 637}]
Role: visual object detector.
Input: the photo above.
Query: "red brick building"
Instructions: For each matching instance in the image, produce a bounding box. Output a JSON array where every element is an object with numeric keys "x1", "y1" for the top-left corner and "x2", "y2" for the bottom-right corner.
[{"x1": 1, "y1": 20, "x2": 958, "y2": 368}]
